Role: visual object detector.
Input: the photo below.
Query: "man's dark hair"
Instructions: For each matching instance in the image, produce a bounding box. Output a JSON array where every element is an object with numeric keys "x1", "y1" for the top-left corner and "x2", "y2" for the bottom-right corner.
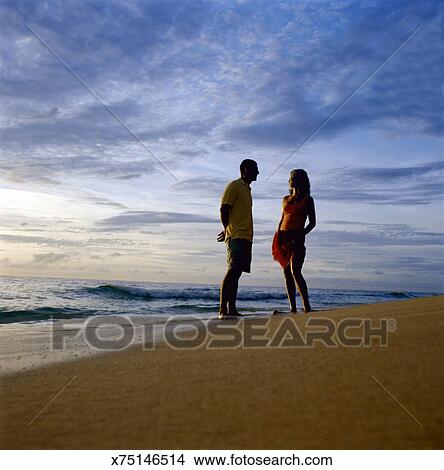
[{"x1": 240, "y1": 159, "x2": 257, "y2": 173}]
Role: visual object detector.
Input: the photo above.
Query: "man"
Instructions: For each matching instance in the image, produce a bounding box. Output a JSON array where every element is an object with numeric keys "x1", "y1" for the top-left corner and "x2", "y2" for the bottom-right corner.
[{"x1": 217, "y1": 159, "x2": 259, "y2": 319}]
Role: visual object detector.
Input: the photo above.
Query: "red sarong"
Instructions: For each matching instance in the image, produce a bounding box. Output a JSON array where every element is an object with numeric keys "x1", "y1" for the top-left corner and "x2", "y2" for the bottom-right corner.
[{"x1": 272, "y1": 231, "x2": 291, "y2": 269}]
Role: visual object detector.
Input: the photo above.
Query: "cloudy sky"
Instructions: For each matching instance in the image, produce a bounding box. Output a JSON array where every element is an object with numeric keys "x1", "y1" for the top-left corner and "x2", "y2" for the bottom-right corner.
[{"x1": 1, "y1": 0, "x2": 443, "y2": 291}]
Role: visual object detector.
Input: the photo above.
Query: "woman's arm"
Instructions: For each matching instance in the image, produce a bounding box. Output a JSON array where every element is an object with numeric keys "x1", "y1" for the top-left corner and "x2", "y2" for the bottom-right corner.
[
  {"x1": 277, "y1": 197, "x2": 287, "y2": 231},
  {"x1": 304, "y1": 197, "x2": 316, "y2": 235},
  {"x1": 278, "y1": 213, "x2": 284, "y2": 231}
]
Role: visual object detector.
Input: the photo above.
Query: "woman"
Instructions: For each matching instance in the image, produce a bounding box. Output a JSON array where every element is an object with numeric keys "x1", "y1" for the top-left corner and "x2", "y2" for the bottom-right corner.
[{"x1": 273, "y1": 169, "x2": 316, "y2": 313}]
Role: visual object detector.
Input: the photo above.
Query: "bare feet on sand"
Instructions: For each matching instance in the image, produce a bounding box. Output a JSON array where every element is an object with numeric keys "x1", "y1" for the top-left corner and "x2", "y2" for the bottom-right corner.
[
  {"x1": 272, "y1": 309, "x2": 297, "y2": 315},
  {"x1": 272, "y1": 308, "x2": 314, "y2": 315},
  {"x1": 219, "y1": 311, "x2": 243, "y2": 320}
]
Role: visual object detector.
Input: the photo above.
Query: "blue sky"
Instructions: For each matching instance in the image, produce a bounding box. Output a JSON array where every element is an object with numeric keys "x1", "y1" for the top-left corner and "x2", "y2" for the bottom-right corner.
[{"x1": 0, "y1": 0, "x2": 443, "y2": 291}]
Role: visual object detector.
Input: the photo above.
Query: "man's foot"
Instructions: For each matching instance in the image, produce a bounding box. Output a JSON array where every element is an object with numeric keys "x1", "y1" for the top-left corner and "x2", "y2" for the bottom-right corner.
[{"x1": 304, "y1": 306, "x2": 312, "y2": 313}]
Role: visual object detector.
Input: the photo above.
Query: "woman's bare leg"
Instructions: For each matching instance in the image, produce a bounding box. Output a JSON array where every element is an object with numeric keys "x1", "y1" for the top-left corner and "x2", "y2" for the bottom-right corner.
[
  {"x1": 283, "y1": 264, "x2": 297, "y2": 312},
  {"x1": 291, "y1": 257, "x2": 311, "y2": 312}
]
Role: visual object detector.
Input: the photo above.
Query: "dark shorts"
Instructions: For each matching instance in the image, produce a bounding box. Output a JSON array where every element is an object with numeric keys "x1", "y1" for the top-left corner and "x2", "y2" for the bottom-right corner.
[
  {"x1": 226, "y1": 238, "x2": 252, "y2": 273},
  {"x1": 281, "y1": 230, "x2": 306, "y2": 269}
]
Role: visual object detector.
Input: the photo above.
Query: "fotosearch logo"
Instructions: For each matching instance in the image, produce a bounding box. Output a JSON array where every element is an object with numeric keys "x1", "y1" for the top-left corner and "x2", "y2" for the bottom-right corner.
[{"x1": 52, "y1": 316, "x2": 397, "y2": 351}]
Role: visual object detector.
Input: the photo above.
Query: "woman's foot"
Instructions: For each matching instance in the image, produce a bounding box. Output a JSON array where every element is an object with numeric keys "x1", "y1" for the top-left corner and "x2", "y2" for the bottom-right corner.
[
  {"x1": 229, "y1": 310, "x2": 243, "y2": 317},
  {"x1": 272, "y1": 309, "x2": 297, "y2": 315},
  {"x1": 219, "y1": 310, "x2": 243, "y2": 319},
  {"x1": 304, "y1": 305, "x2": 312, "y2": 313}
]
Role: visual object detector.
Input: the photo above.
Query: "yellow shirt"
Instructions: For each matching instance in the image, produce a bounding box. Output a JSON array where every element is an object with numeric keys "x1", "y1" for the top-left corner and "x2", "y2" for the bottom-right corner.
[{"x1": 221, "y1": 178, "x2": 253, "y2": 241}]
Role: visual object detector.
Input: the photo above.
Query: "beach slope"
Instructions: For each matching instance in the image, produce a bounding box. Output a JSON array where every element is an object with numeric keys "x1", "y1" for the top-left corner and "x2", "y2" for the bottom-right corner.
[{"x1": 1, "y1": 296, "x2": 443, "y2": 449}]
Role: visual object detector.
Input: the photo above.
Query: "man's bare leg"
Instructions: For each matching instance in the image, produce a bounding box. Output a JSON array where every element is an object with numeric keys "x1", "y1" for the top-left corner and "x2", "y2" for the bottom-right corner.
[
  {"x1": 228, "y1": 268, "x2": 242, "y2": 314},
  {"x1": 220, "y1": 268, "x2": 242, "y2": 315}
]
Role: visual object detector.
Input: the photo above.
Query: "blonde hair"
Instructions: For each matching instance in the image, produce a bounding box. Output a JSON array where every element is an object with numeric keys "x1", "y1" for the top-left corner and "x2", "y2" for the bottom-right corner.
[{"x1": 290, "y1": 169, "x2": 310, "y2": 197}]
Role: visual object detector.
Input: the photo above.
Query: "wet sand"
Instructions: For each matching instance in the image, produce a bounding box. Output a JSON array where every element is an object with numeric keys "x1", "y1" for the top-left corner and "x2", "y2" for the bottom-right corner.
[{"x1": 0, "y1": 296, "x2": 443, "y2": 449}]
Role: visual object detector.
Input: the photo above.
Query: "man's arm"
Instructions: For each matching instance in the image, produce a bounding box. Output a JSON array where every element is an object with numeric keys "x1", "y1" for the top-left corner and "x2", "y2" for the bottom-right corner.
[{"x1": 217, "y1": 204, "x2": 231, "y2": 242}]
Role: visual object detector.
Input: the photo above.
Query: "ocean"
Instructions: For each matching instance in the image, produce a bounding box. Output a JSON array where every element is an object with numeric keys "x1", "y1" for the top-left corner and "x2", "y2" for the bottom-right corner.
[{"x1": 0, "y1": 276, "x2": 438, "y2": 324}]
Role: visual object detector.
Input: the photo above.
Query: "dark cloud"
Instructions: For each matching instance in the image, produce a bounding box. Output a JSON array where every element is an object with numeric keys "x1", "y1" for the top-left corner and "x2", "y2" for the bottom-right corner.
[
  {"x1": 374, "y1": 255, "x2": 444, "y2": 272},
  {"x1": 0, "y1": 234, "x2": 80, "y2": 247},
  {"x1": 225, "y1": 1, "x2": 443, "y2": 147},
  {"x1": 315, "y1": 186, "x2": 442, "y2": 205},
  {"x1": 97, "y1": 210, "x2": 217, "y2": 228},
  {"x1": 0, "y1": 154, "x2": 157, "y2": 186},
  {"x1": 1, "y1": 101, "x2": 215, "y2": 151},
  {"x1": 316, "y1": 161, "x2": 444, "y2": 205},
  {"x1": 89, "y1": 254, "x2": 104, "y2": 260},
  {"x1": 174, "y1": 161, "x2": 444, "y2": 206},
  {"x1": 1, "y1": 0, "x2": 441, "y2": 170},
  {"x1": 1, "y1": 252, "x2": 70, "y2": 268},
  {"x1": 81, "y1": 194, "x2": 128, "y2": 210},
  {"x1": 323, "y1": 220, "x2": 413, "y2": 229},
  {"x1": 0, "y1": 0, "x2": 211, "y2": 85},
  {"x1": 31, "y1": 252, "x2": 70, "y2": 265},
  {"x1": 173, "y1": 179, "x2": 284, "y2": 204},
  {"x1": 309, "y1": 229, "x2": 444, "y2": 247},
  {"x1": 342, "y1": 161, "x2": 444, "y2": 182},
  {"x1": 0, "y1": 0, "x2": 220, "y2": 187},
  {"x1": 172, "y1": 178, "x2": 227, "y2": 197}
]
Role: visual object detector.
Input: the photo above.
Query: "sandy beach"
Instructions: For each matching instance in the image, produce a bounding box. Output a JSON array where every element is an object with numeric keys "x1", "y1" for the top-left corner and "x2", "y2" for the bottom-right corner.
[{"x1": 0, "y1": 296, "x2": 443, "y2": 449}]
